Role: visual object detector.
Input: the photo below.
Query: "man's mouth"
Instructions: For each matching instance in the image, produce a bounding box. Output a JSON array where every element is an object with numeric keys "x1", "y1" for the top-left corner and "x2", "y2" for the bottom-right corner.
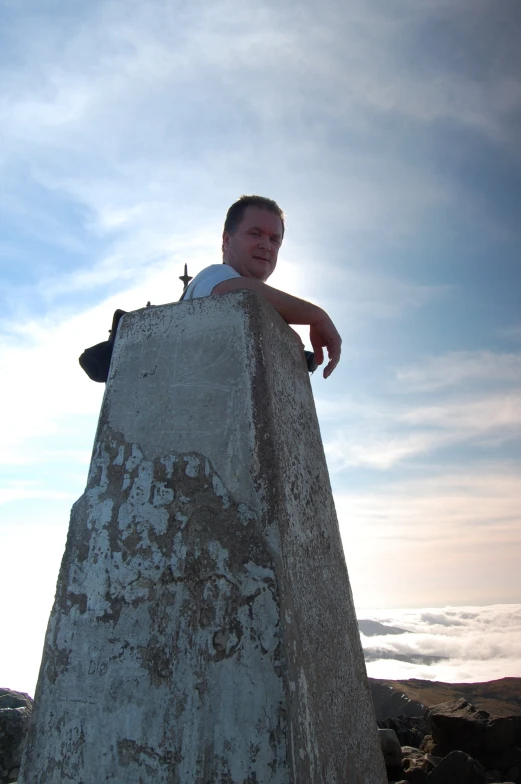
[{"x1": 253, "y1": 256, "x2": 269, "y2": 262}]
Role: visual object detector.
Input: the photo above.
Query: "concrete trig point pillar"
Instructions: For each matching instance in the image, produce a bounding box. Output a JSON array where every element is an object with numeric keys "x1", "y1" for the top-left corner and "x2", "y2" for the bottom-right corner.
[{"x1": 21, "y1": 292, "x2": 386, "y2": 783}]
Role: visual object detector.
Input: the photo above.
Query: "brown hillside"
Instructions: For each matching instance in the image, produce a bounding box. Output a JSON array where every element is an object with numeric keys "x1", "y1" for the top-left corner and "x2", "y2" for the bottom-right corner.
[{"x1": 373, "y1": 676, "x2": 521, "y2": 717}]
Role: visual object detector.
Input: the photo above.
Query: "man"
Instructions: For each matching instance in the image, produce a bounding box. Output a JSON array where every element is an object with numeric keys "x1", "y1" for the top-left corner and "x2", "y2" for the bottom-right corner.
[{"x1": 183, "y1": 195, "x2": 341, "y2": 379}]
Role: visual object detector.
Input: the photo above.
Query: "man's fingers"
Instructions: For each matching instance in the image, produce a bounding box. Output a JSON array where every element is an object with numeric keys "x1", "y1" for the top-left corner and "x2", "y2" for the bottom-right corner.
[
  {"x1": 323, "y1": 355, "x2": 340, "y2": 379},
  {"x1": 310, "y1": 316, "x2": 341, "y2": 378},
  {"x1": 323, "y1": 350, "x2": 340, "y2": 378},
  {"x1": 323, "y1": 337, "x2": 341, "y2": 379}
]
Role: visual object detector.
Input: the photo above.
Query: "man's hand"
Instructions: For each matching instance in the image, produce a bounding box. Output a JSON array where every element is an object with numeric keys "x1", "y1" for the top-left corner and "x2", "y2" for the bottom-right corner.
[
  {"x1": 212, "y1": 276, "x2": 342, "y2": 377},
  {"x1": 309, "y1": 313, "x2": 342, "y2": 379}
]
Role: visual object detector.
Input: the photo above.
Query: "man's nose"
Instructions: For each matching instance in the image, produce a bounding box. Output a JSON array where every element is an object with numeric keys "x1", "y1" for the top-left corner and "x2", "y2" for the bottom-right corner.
[{"x1": 258, "y1": 236, "x2": 270, "y2": 250}]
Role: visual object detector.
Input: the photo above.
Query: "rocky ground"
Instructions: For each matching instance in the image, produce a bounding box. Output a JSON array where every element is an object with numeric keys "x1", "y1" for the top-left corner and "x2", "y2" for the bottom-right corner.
[
  {"x1": 0, "y1": 689, "x2": 32, "y2": 784},
  {"x1": 379, "y1": 698, "x2": 521, "y2": 783},
  {"x1": 371, "y1": 677, "x2": 521, "y2": 719},
  {"x1": 2, "y1": 678, "x2": 521, "y2": 782},
  {"x1": 373, "y1": 678, "x2": 521, "y2": 783}
]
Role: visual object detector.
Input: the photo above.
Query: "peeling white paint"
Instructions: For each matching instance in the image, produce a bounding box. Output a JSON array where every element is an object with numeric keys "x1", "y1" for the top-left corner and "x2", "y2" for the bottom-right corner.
[
  {"x1": 125, "y1": 443, "x2": 143, "y2": 472},
  {"x1": 160, "y1": 455, "x2": 177, "y2": 478},
  {"x1": 212, "y1": 473, "x2": 230, "y2": 508},
  {"x1": 183, "y1": 454, "x2": 200, "y2": 477},
  {"x1": 113, "y1": 445, "x2": 125, "y2": 466},
  {"x1": 152, "y1": 482, "x2": 174, "y2": 507}
]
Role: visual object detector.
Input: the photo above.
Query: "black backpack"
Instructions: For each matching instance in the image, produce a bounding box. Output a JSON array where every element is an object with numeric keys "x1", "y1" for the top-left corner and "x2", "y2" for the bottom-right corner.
[
  {"x1": 78, "y1": 286, "x2": 191, "y2": 383},
  {"x1": 78, "y1": 308, "x2": 128, "y2": 383}
]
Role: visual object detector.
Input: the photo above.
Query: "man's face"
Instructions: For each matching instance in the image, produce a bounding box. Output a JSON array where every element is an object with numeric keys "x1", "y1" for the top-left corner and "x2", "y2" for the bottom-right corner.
[{"x1": 222, "y1": 206, "x2": 283, "y2": 282}]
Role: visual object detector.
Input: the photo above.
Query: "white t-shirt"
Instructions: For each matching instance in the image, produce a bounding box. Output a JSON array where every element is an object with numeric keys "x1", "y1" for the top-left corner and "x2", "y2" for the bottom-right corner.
[{"x1": 183, "y1": 264, "x2": 241, "y2": 300}]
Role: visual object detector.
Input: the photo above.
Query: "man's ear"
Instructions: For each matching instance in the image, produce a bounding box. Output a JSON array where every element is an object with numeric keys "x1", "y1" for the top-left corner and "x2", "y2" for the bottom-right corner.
[{"x1": 222, "y1": 230, "x2": 230, "y2": 254}]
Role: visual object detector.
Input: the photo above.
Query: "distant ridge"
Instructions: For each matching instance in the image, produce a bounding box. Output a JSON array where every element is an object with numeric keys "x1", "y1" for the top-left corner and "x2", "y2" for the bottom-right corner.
[
  {"x1": 364, "y1": 649, "x2": 445, "y2": 666},
  {"x1": 358, "y1": 619, "x2": 408, "y2": 636},
  {"x1": 370, "y1": 676, "x2": 521, "y2": 720}
]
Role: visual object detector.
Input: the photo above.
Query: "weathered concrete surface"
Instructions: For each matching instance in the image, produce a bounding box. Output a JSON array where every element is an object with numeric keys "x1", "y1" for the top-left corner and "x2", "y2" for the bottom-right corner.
[{"x1": 20, "y1": 291, "x2": 386, "y2": 783}]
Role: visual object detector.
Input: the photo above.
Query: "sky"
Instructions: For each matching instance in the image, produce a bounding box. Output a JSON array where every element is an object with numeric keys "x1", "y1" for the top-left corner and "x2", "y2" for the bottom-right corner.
[{"x1": 1, "y1": 0, "x2": 520, "y2": 696}]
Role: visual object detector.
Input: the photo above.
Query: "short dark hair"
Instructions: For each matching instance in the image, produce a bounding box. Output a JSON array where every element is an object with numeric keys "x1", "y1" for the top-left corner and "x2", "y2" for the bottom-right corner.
[{"x1": 223, "y1": 195, "x2": 285, "y2": 239}]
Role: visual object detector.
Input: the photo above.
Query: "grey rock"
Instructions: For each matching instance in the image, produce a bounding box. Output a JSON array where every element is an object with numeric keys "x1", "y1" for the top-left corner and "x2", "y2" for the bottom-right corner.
[
  {"x1": 379, "y1": 715, "x2": 428, "y2": 747},
  {"x1": 379, "y1": 727, "x2": 402, "y2": 768},
  {"x1": 425, "y1": 749, "x2": 489, "y2": 784},
  {"x1": 401, "y1": 746, "x2": 424, "y2": 760},
  {"x1": 495, "y1": 747, "x2": 521, "y2": 771},
  {"x1": 0, "y1": 695, "x2": 31, "y2": 713},
  {"x1": 426, "y1": 699, "x2": 521, "y2": 766},
  {"x1": 401, "y1": 761, "x2": 429, "y2": 783},
  {"x1": 0, "y1": 690, "x2": 33, "y2": 784},
  {"x1": 370, "y1": 679, "x2": 426, "y2": 720},
  {"x1": 401, "y1": 751, "x2": 437, "y2": 784}
]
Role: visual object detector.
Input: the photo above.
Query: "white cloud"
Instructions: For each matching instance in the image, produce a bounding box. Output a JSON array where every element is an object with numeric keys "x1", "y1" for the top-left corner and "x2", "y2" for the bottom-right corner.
[
  {"x1": 323, "y1": 392, "x2": 521, "y2": 470},
  {"x1": 2, "y1": 0, "x2": 517, "y2": 287},
  {"x1": 335, "y1": 464, "x2": 521, "y2": 609},
  {"x1": 4, "y1": 0, "x2": 514, "y2": 147},
  {"x1": 320, "y1": 347, "x2": 521, "y2": 470},
  {"x1": 326, "y1": 430, "x2": 437, "y2": 471},
  {"x1": 0, "y1": 307, "x2": 105, "y2": 465},
  {"x1": 400, "y1": 394, "x2": 521, "y2": 450},
  {"x1": 0, "y1": 518, "x2": 70, "y2": 696},
  {"x1": 358, "y1": 604, "x2": 521, "y2": 683},
  {"x1": 0, "y1": 482, "x2": 75, "y2": 505},
  {"x1": 498, "y1": 324, "x2": 521, "y2": 342},
  {"x1": 337, "y1": 465, "x2": 521, "y2": 536},
  {"x1": 395, "y1": 351, "x2": 521, "y2": 393}
]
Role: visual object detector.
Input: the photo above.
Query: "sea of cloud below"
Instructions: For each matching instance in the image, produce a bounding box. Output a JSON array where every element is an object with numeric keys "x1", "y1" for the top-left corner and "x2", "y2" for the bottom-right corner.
[{"x1": 357, "y1": 603, "x2": 521, "y2": 683}]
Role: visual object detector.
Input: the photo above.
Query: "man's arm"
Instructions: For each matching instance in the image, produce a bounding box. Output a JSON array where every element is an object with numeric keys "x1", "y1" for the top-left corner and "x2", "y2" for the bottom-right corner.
[{"x1": 212, "y1": 277, "x2": 341, "y2": 379}]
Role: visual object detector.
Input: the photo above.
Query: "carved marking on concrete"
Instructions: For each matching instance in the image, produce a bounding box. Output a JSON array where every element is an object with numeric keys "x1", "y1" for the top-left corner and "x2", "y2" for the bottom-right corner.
[{"x1": 165, "y1": 336, "x2": 237, "y2": 435}]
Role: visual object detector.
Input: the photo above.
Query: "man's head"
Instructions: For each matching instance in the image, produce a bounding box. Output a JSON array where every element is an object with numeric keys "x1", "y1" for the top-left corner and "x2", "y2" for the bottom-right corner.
[{"x1": 222, "y1": 195, "x2": 285, "y2": 282}]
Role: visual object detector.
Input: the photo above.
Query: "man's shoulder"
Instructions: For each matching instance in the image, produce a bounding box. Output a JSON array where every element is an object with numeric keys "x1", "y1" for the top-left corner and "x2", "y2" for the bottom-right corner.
[{"x1": 184, "y1": 264, "x2": 242, "y2": 300}]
